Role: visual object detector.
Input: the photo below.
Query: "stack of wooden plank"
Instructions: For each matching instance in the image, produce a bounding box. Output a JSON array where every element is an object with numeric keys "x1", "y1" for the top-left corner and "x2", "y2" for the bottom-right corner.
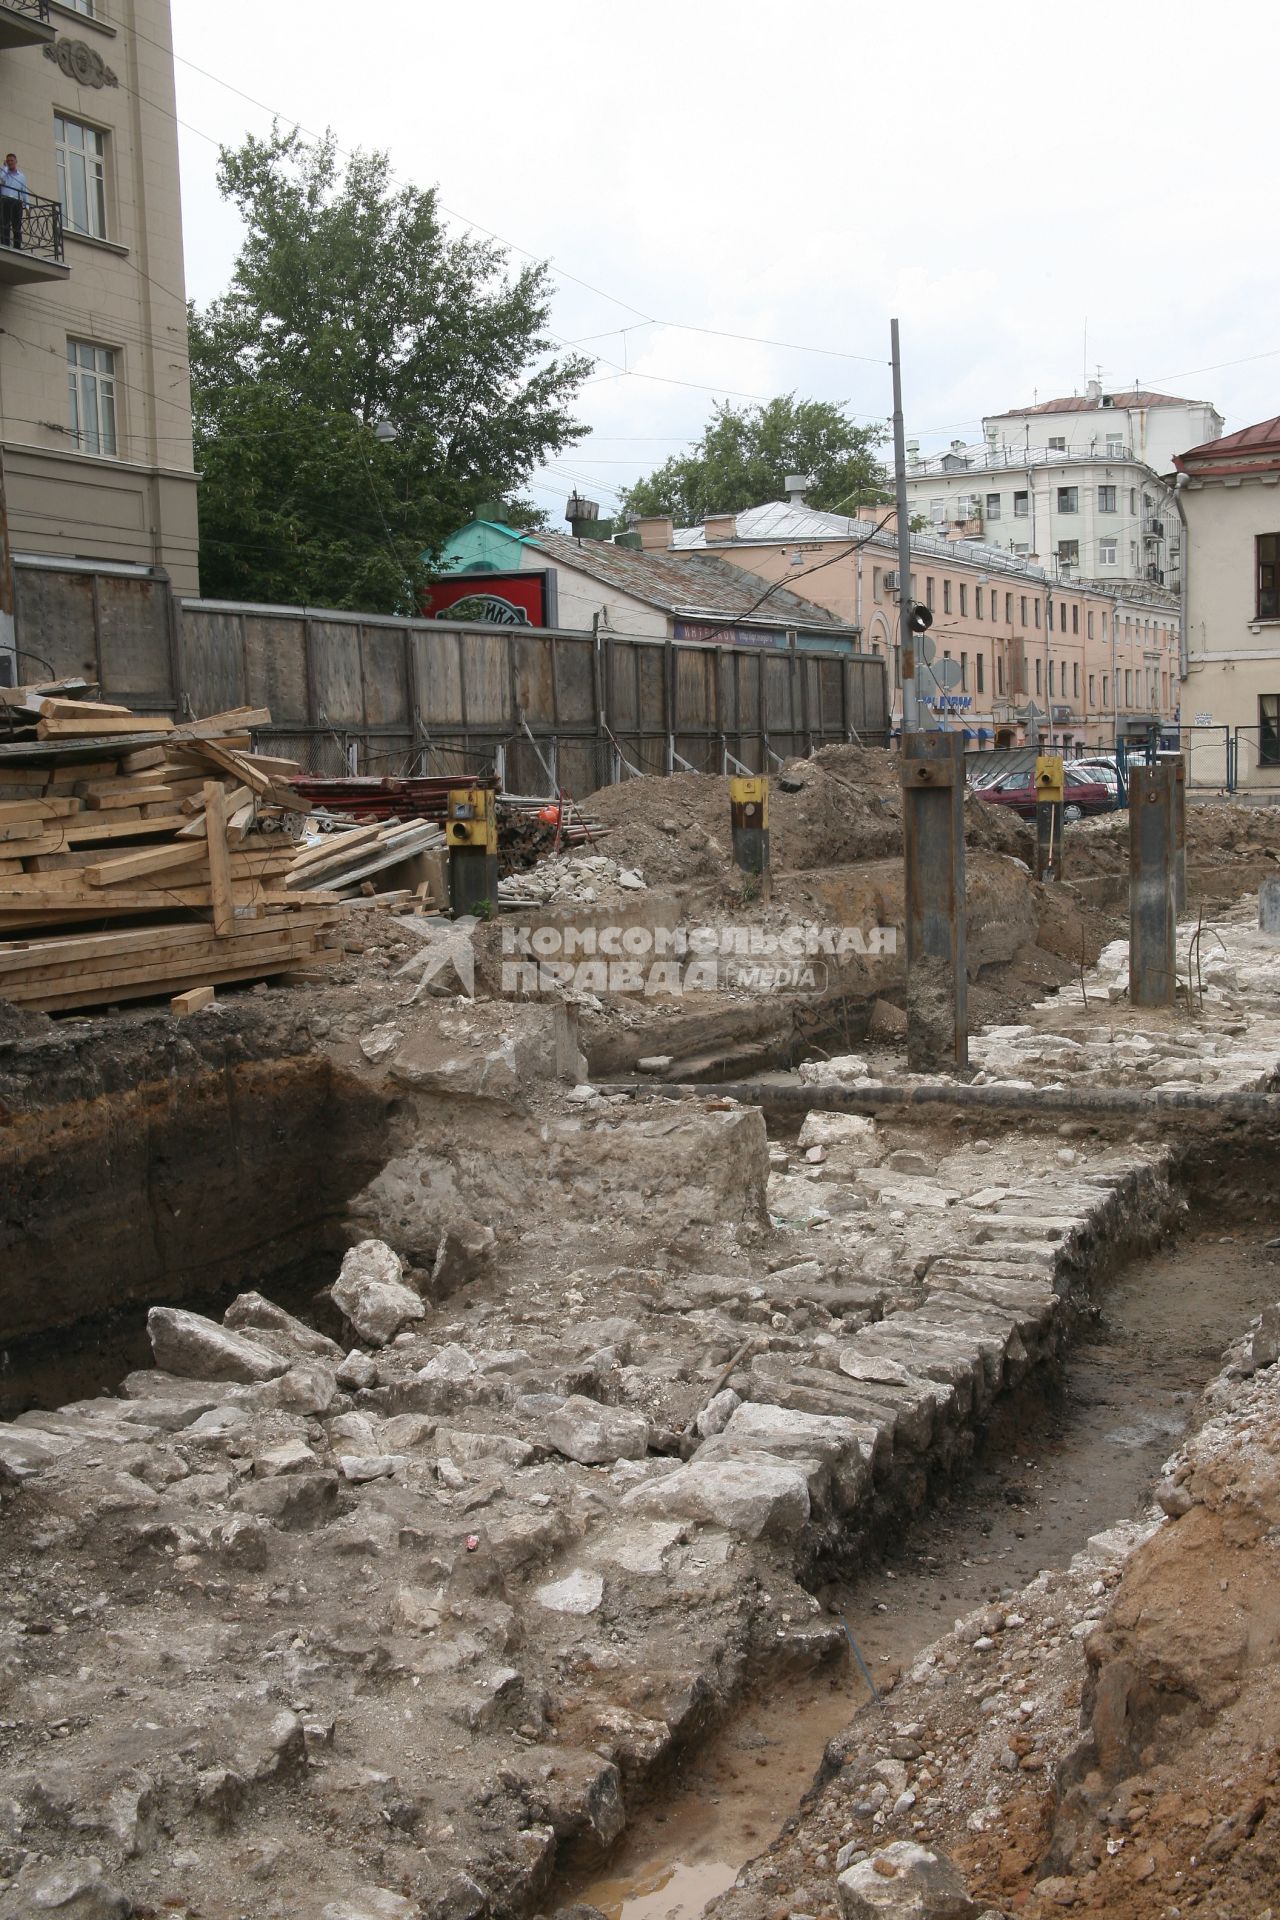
[
  {"x1": 286, "y1": 817, "x2": 446, "y2": 897},
  {"x1": 0, "y1": 698, "x2": 340, "y2": 1013}
]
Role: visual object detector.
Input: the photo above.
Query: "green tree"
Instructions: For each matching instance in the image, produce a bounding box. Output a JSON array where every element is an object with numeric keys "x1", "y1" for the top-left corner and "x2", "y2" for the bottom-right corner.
[
  {"x1": 619, "y1": 395, "x2": 889, "y2": 525},
  {"x1": 189, "y1": 129, "x2": 592, "y2": 611}
]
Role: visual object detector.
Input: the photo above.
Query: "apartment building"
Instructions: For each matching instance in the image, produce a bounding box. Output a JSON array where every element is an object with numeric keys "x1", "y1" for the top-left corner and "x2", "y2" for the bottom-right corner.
[
  {"x1": 668, "y1": 500, "x2": 1180, "y2": 750},
  {"x1": 1174, "y1": 416, "x2": 1280, "y2": 792},
  {"x1": 0, "y1": 0, "x2": 198, "y2": 597},
  {"x1": 903, "y1": 383, "x2": 1221, "y2": 596}
]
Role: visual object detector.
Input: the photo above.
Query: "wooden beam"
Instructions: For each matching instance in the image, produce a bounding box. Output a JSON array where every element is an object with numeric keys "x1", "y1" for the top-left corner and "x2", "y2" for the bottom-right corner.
[
  {"x1": 204, "y1": 780, "x2": 235, "y2": 936},
  {"x1": 171, "y1": 985, "x2": 216, "y2": 1015}
]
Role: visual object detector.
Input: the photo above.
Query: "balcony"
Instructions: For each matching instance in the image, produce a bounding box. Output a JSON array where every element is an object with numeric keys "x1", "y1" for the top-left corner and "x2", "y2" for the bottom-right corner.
[
  {"x1": 0, "y1": 192, "x2": 69, "y2": 286},
  {"x1": 0, "y1": 0, "x2": 55, "y2": 49},
  {"x1": 1146, "y1": 519, "x2": 1164, "y2": 539}
]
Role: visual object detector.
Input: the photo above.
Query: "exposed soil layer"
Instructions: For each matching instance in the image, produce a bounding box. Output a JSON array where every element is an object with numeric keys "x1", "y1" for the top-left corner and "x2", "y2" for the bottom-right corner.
[{"x1": 0, "y1": 1006, "x2": 390, "y2": 1357}]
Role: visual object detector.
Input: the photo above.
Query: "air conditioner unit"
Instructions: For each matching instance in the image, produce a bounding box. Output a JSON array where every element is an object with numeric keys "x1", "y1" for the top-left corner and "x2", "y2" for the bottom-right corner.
[{"x1": 884, "y1": 570, "x2": 899, "y2": 592}]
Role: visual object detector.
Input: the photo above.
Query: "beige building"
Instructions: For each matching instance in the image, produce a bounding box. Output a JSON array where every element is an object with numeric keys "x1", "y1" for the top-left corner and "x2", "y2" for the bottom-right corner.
[
  {"x1": 1175, "y1": 417, "x2": 1280, "y2": 792},
  {"x1": 668, "y1": 500, "x2": 1181, "y2": 750},
  {"x1": 0, "y1": 0, "x2": 197, "y2": 598}
]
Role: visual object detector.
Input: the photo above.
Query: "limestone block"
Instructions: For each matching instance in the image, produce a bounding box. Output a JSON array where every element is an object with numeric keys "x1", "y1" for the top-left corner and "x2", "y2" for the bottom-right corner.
[{"x1": 147, "y1": 1307, "x2": 287, "y2": 1385}]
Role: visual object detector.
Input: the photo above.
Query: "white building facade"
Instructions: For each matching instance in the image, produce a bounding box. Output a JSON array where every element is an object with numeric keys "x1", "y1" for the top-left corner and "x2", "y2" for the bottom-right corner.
[{"x1": 904, "y1": 384, "x2": 1221, "y2": 598}]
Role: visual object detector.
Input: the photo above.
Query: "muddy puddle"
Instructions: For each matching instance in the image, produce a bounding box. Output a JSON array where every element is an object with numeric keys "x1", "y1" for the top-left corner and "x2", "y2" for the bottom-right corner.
[{"x1": 562, "y1": 1216, "x2": 1278, "y2": 1920}]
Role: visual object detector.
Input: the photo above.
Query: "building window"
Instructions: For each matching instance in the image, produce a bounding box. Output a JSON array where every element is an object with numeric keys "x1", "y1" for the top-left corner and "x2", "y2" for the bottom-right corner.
[
  {"x1": 1106, "y1": 433, "x2": 1124, "y2": 456},
  {"x1": 872, "y1": 566, "x2": 882, "y2": 603},
  {"x1": 1014, "y1": 491, "x2": 1029, "y2": 517},
  {"x1": 1048, "y1": 436, "x2": 1067, "y2": 452},
  {"x1": 1099, "y1": 538, "x2": 1117, "y2": 566},
  {"x1": 1020, "y1": 595, "x2": 1027, "y2": 627},
  {"x1": 976, "y1": 653, "x2": 984, "y2": 694},
  {"x1": 1035, "y1": 657, "x2": 1042, "y2": 695},
  {"x1": 66, "y1": 339, "x2": 117, "y2": 456},
  {"x1": 1098, "y1": 485, "x2": 1117, "y2": 512},
  {"x1": 943, "y1": 580, "x2": 952, "y2": 614},
  {"x1": 1073, "y1": 662, "x2": 1080, "y2": 699},
  {"x1": 1087, "y1": 610, "x2": 1094, "y2": 640},
  {"x1": 959, "y1": 583, "x2": 968, "y2": 616},
  {"x1": 1056, "y1": 486, "x2": 1079, "y2": 514},
  {"x1": 960, "y1": 651, "x2": 968, "y2": 689},
  {"x1": 1257, "y1": 534, "x2": 1280, "y2": 618},
  {"x1": 1129, "y1": 488, "x2": 1137, "y2": 515},
  {"x1": 930, "y1": 499, "x2": 945, "y2": 525},
  {"x1": 975, "y1": 586, "x2": 983, "y2": 619},
  {"x1": 1005, "y1": 592, "x2": 1013, "y2": 622},
  {"x1": 1034, "y1": 598, "x2": 1041, "y2": 627},
  {"x1": 1072, "y1": 604, "x2": 1079, "y2": 635},
  {"x1": 55, "y1": 114, "x2": 108, "y2": 239},
  {"x1": 1058, "y1": 540, "x2": 1080, "y2": 571},
  {"x1": 986, "y1": 493, "x2": 1001, "y2": 520},
  {"x1": 1089, "y1": 673, "x2": 1096, "y2": 706},
  {"x1": 1261, "y1": 696, "x2": 1280, "y2": 765},
  {"x1": 1048, "y1": 659, "x2": 1055, "y2": 696},
  {"x1": 1125, "y1": 669, "x2": 1132, "y2": 705},
  {"x1": 1130, "y1": 542, "x2": 1138, "y2": 568},
  {"x1": 1047, "y1": 600, "x2": 1054, "y2": 632},
  {"x1": 997, "y1": 655, "x2": 1005, "y2": 695},
  {"x1": 63, "y1": 0, "x2": 96, "y2": 11},
  {"x1": 926, "y1": 576, "x2": 935, "y2": 609}
]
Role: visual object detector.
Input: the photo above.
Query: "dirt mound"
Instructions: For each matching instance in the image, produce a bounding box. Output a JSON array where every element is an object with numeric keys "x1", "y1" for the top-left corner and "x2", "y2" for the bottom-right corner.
[
  {"x1": 1068, "y1": 799, "x2": 1280, "y2": 879},
  {"x1": 584, "y1": 746, "x2": 1032, "y2": 888}
]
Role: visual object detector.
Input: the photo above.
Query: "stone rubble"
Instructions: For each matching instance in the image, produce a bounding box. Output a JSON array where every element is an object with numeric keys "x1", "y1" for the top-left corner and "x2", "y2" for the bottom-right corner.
[{"x1": 1, "y1": 906, "x2": 1279, "y2": 1917}]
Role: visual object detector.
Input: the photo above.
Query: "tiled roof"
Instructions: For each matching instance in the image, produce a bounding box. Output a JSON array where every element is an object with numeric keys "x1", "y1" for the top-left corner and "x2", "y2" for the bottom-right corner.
[
  {"x1": 989, "y1": 390, "x2": 1195, "y2": 417},
  {"x1": 1174, "y1": 416, "x2": 1280, "y2": 476},
  {"x1": 528, "y1": 527, "x2": 854, "y2": 631}
]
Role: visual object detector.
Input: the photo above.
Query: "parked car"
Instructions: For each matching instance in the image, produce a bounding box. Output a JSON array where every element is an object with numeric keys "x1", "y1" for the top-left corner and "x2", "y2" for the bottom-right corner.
[{"x1": 979, "y1": 766, "x2": 1119, "y2": 822}]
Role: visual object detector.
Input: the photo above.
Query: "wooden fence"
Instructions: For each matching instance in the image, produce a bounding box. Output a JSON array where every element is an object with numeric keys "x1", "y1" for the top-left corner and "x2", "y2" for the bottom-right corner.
[{"x1": 14, "y1": 564, "x2": 888, "y2": 793}]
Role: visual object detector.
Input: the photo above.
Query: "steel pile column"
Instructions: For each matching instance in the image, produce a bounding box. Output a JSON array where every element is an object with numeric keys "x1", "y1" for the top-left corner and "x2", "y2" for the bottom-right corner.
[
  {"x1": 1129, "y1": 761, "x2": 1177, "y2": 1008},
  {"x1": 1173, "y1": 756, "x2": 1187, "y2": 914},
  {"x1": 902, "y1": 731, "x2": 968, "y2": 1070}
]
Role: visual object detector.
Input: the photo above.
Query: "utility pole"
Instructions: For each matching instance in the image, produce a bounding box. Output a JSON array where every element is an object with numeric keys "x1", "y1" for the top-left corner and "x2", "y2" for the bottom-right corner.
[{"x1": 890, "y1": 319, "x2": 918, "y2": 731}]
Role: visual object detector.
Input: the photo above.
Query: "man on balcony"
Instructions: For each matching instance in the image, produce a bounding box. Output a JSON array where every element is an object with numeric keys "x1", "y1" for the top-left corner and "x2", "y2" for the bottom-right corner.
[{"x1": 1, "y1": 154, "x2": 28, "y2": 250}]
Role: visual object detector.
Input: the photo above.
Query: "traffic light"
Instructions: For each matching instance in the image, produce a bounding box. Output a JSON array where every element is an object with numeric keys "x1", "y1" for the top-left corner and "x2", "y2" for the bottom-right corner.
[{"x1": 908, "y1": 603, "x2": 933, "y2": 634}]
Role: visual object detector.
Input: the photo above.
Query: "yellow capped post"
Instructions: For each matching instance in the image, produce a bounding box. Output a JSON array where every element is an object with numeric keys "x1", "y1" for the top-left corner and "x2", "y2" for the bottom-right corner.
[
  {"x1": 729, "y1": 774, "x2": 770, "y2": 881},
  {"x1": 446, "y1": 786, "x2": 499, "y2": 914},
  {"x1": 1034, "y1": 754, "x2": 1064, "y2": 883}
]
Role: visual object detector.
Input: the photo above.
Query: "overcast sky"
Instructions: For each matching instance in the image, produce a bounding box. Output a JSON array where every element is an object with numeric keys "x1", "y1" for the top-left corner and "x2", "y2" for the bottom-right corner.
[{"x1": 171, "y1": 0, "x2": 1276, "y2": 527}]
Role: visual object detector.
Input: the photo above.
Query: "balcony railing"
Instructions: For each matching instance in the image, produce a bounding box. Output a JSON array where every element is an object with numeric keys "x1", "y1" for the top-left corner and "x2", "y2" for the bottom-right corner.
[
  {"x1": 0, "y1": 191, "x2": 67, "y2": 284},
  {"x1": 0, "y1": 0, "x2": 55, "y2": 48},
  {"x1": 910, "y1": 441, "x2": 1137, "y2": 476}
]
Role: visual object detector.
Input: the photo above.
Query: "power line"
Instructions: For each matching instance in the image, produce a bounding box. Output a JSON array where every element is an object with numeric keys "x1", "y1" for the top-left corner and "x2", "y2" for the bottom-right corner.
[{"x1": 132, "y1": 13, "x2": 891, "y2": 371}]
